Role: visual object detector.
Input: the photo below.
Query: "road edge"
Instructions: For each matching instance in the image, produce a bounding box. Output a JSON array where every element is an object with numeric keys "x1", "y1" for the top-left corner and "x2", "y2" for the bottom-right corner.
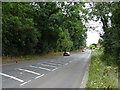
[{"x1": 80, "y1": 51, "x2": 91, "y2": 88}]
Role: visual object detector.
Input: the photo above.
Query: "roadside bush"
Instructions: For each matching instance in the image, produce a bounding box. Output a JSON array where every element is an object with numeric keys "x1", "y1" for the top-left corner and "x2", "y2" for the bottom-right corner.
[{"x1": 87, "y1": 50, "x2": 118, "y2": 88}]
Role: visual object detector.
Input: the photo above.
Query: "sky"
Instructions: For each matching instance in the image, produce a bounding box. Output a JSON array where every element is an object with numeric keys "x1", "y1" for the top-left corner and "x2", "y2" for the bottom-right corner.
[
  {"x1": 86, "y1": 30, "x2": 100, "y2": 46},
  {"x1": 82, "y1": 3, "x2": 103, "y2": 47},
  {"x1": 64, "y1": 2, "x2": 103, "y2": 47},
  {"x1": 86, "y1": 20, "x2": 103, "y2": 47}
]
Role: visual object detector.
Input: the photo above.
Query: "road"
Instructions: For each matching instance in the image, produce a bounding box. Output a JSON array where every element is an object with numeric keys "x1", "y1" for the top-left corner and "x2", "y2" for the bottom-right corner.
[{"x1": 1, "y1": 49, "x2": 91, "y2": 88}]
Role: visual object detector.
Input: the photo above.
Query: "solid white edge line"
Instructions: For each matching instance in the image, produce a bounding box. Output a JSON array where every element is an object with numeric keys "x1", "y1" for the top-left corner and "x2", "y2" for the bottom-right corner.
[
  {"x1": 20, "y1": 80, "x2": 31, "y2": 86},
  {"x1": 29, "y1": 65, "x2": 51, "y2": 71},
  {"x1": 0, "y1": 72, "x2": 24, "y2": 82},
  {"x1": 80, "y1": 50, "x2": 91, "y2": 88},
  {"x1": 35, "y1": 74, "x2": 44, "y2": 79},
  {"x1": 18, "y1": 68, "x2": 40, "y2": 75}
]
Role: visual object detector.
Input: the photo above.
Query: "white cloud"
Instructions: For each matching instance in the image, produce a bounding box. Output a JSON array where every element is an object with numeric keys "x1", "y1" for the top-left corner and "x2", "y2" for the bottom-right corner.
[
  {"x1": 83, "y1": 3, "x2": 104, "y2": 47},
  {"x1": 85, "y1": 20, "x2": 103, "y2": 47},
  {"x1": 86, "y1": 31, "x2": 100, "y2": 46}
]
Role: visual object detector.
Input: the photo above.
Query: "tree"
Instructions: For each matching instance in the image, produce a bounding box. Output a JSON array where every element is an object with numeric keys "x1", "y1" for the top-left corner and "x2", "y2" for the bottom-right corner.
[
  {"x1": 2, "y1": 2, "x2": 87, "y2": 56},
  {"x1": 98, "y1": 38, "x2": 104, "y2": 45},
  {"x1": 2, "y1": 3, "x2": 39, "y2": 56},
  {"x1": 85, "y1": 2, "x2": 120, "y2": 64},
  {"x1": 89, "y1": 44, "x2": 95, "y2": 49}
]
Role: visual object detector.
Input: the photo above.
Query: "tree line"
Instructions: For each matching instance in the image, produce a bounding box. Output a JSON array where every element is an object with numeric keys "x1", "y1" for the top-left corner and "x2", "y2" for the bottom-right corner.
[
  {"x1": 89, "y1": 2, "x2": 120, "y2": 65},
  {"x1": 2, "y1": 2, "x2": 87, "y2": 56}
]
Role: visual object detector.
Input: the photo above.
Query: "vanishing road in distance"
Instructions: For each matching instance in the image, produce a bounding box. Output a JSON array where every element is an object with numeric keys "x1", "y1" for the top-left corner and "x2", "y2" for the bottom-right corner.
[{"x1": 1, "y1": 49, "x2": 91, "y2": 88}]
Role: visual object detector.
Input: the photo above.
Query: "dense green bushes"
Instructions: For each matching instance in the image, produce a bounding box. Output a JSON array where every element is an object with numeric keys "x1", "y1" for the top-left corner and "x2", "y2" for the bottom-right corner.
[
  {"x1": 89, "y1": 2, "x2": 120, "y2": 65},
  {"x1": 87, "y1": 50, "x2": 118, "y2": 88},
  {"x1": 2, "y1": 2, "x2": 87, "y2": 56},
  {"x1": 103, "y1": 2, "x2": 120, "y2": 65}
]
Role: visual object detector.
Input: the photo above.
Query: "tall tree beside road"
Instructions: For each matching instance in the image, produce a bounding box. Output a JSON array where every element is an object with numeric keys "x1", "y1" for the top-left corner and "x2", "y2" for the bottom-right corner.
[
  {"x1": 32, "y1": 2, "x2": 74, "y2": 53},
  {"x1": 2, "y1": 2, "x2": 87, "y2": 56},
  {"x1": 2, "y1": 3, "x2": 39, "y2": 56},
  {"x1": 59, "y1": 2, "x2": 87, "y2": 50},
  {"x1": 87, "y1": 2, "x2": 120, "y2": 64}
]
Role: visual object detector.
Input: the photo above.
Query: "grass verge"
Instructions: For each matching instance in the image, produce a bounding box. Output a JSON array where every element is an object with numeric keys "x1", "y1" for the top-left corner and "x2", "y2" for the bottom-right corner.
[
  {"x1": 2, "y1": 49, "x2": 82, "y2": 64},
  {"x1": 2, "y1": 52, "x2": 63, "y2": 64},
  {"x1": 87, "y1": 50, "x2": 118, "y2": 88}
]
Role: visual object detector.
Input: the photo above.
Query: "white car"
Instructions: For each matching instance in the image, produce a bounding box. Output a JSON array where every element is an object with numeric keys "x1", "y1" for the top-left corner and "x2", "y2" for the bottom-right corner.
[{"x1": 63, "y1": 52, "x2": 70, "y2": 56}]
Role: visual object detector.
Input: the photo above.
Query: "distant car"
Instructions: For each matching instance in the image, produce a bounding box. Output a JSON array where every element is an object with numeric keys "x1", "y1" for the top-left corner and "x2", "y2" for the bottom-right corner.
[
  {"x1": 63, "y1": 52, "x2": 70, "y2": 56},
  {"x1": 82, "y1": 49, "x2": 85, "y2": 52}
]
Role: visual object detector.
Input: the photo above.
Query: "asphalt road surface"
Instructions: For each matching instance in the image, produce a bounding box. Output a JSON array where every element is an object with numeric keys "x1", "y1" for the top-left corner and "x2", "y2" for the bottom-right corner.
[{"x1": 1, "y1": 49, "x2": 91, "y2": 88}]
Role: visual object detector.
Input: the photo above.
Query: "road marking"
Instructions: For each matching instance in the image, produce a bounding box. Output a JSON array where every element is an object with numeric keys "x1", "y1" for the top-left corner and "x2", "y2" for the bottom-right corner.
[
  {"x1": 20, "y1": 80, "x2": 31, "y2": 86},
  {"x1": 65, "y1": 63, "x2": 68, "y2": 65},
  {"x1": 18, "y1": 68, "x2": 40, "y2": 75},
  {"x1": 29, "y1": 65, "x2": 51, "y2": 71},
  {"x1": 80, "y1": 65, "x2": 89, "y2": 88},
  {"x1": 52, "y1": 68, "x2": 58, "y2": 71},
  {"x1": 41, "y1": 64, "x2": 57, "y2": 68},
  {"x1": 45, "y1": 62, "x2": 61, "y2": 66},
  {"x1": 20, "y1": 72, "x2": 23, "y2": 74},
  {"x1": 69, "y1": 61, "x2": 72, "y2": 63},
  {"x1": 0, "y1": 72, "x2": 24, "y2": 82},
  {"x1": 48, "y1": 61, "x2": 64, "y2": 65},
  {"x1": 35, "y1": 74, "x2": 44, "y2": 79}
]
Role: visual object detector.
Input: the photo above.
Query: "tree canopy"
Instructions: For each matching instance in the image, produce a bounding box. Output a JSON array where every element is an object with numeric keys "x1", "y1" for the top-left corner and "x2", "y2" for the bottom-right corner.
[
  {"x1": 2, "y1": 2, "x2": 87, "y2": 56},
  {"x1": 86, "y1": 2, "x2": 120, "y2": 64},
  {"x1": 2, "y1": 2, "x2": 120, "y2": 66}
]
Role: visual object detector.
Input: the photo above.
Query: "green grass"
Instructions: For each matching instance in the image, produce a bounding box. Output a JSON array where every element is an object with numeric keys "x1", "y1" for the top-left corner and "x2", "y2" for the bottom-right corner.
[
  {"x1": 2, "y1": 52, "x2": 63, "y2": 63},
  {"x1": 2, "y1": 49, "x2": 82, "y2": 63},
  {"x1": 87, "y1": 50, "x2": 118, "y2": 88}
]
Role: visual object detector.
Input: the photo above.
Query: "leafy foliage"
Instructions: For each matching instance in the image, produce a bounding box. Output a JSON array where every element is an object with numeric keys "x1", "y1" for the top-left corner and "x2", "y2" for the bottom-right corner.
[
  {"x1": 87, "y1": 2, "x2": 120, "y2": 65},
  {"x1": 89, "y1": 44, "x2": 95, "y2": 49},
  {"x1": 2, "y1": 2, "x2": 87, "y2": 56},
  {"x1": 87, "y1": 50, "x2": 118, "y2": 88},
  {"x1": 2, "y1": 3, "x2": 39, "y2": 56}
]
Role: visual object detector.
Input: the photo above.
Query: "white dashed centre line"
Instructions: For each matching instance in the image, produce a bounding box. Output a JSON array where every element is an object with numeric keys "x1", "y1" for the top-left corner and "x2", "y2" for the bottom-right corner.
[
  {"x1": 46, "y1": 62, "x2": 61, "y2": 66},
  {"x1": 35, "y1": 74, "x2": 44, "y2": 79},
  {"x1": 0, "y1": 72, "x2": 24, "y2": 82},
  {"x1": 20, "y1": 72, "x2": 23, "y2": 74},
  {"x1": 20, "y1": 80, "x2": 31, "y2": 86},
  {"x1": 48, "y1": 61, "x2": 64, "y2": 65},
  {"x1": 69, "y1": 61, "x2": 72, "y2": 63},
  {"x1": 41, "y1": 64, "x2": 57, "y2": 68},
  {"x1": 65, "y1": 63, "x2": 68, "y2": 65},
  {"x1": 29, "y1": 65, "x2": 51, "y2": 71},
  {"x1": 18, "y1": 68, "x2": 40, "y2": 75},
  {"x1": 52, "y1": 68, "x2": 58, "y2": 71}
]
